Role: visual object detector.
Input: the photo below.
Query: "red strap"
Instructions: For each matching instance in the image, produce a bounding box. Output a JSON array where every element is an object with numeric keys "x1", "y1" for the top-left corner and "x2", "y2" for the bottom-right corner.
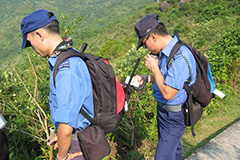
[{"x1": 103, "y1": 59, "x2": 109, "y2": 64}]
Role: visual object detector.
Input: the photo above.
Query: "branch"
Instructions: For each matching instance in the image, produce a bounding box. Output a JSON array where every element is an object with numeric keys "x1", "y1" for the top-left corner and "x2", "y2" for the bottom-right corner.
[
  {"x1": 27, "y1": 54, "x2": 50, "y2": 138},
  {"x1": 27, "y1": 54, "x2": 38, "y2": 98},
  {"x1": 12, "y1": 65, "x2": 49, "y2": 138},
  {"x1": 5, "y1": 127, "x2": 45, "y2": 141}
]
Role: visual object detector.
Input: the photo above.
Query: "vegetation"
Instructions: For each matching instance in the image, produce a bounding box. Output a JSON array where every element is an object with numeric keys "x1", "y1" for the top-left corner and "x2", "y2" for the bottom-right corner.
[
  {"x1": 0, "y1": 0, "x2": 239, "y2": 159},
  {"x1": 0, "y1": 0, "x2": 155, "y2": 66}
]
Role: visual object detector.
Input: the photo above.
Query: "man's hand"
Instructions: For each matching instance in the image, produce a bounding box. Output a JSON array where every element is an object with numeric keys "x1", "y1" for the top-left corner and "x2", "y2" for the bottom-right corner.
[
  {"x1": 48, "y1": 134, "x2": 58, "y2": 150},
  {"x1": 144, "y1": 53, "x2": 159, "y2": 72},
  {"x1": 133, "y1": 75, "x2": 145, "y2": 86}
]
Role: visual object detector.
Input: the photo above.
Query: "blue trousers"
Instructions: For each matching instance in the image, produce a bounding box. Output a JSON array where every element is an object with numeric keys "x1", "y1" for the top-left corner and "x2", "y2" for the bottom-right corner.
[{"x1": 155, "y1": 104, "x2": 186, "y2": 160}]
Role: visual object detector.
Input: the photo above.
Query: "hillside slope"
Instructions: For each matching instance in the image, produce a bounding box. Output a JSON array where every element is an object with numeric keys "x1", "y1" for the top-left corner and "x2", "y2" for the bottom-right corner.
[{"x1": 0, "y1": 0, "x2": 155, "y2": 65}]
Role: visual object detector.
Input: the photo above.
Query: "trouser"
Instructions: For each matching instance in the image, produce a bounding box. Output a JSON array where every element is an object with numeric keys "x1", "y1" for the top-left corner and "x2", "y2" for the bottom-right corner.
[
  {"x1": 155, "y1": 103, "x2": 186, "y2": 160},
  {"x1": 69, "y1": 132, "x2": 85, "y2": 160}
]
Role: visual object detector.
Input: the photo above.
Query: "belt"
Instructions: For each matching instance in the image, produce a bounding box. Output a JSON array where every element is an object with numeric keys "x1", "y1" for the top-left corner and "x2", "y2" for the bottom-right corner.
[{"x1": 157, "y1": 101, "x2": 182, "y2": 112}]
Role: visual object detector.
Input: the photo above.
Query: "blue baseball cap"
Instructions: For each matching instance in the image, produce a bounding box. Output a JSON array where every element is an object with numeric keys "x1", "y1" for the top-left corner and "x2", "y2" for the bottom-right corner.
[
  {"x1": 135, "y1": 14, "x2": 161, "y2": 50},
  {"x1": 21, "y1": 9, "x2": 56, "y2": 49}
]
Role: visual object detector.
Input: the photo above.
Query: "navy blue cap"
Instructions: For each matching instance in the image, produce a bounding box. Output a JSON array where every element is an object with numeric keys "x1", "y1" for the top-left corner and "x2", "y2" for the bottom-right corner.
[
  {"x1": 135, "y1": 14, "x2": 161, "y2": 50},
  {"x1": 21, "y1": 9, "x2": 56, "y2": 49}
]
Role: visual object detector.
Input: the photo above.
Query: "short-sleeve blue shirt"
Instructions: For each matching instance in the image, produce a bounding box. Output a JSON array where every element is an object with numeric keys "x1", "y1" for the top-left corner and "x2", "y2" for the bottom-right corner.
[
  {"x1": 48, "y1": 51, "x2": 94, "y2": 130},
  {"x1": 152, "y1": 35, "x2": 197, "y2": 105}
]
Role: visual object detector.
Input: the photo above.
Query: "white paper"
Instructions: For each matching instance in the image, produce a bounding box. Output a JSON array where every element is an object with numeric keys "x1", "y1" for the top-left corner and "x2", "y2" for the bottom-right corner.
[
  {"x1": 125, "y1": 76, "x2": 140, "y2": 88},
  {"x1": 213, "y1": 88, "x2": 226, "y2": 99},
  {"x1": 0, "y1": 114, "x2": 7, "y2": 129},
  {"x1": 124, "y1": 101, "x2": 129, "y2": 112}
]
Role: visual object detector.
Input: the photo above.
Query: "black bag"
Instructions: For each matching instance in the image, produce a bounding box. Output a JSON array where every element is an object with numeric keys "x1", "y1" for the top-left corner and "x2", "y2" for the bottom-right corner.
[
  {"x1": 184, "y1": 102, "x2": 202, "y2": 127},
  {"x1": 184, "y1": 83, "x2": 203, "y2": 135},
  {"x1": 53, "y1": 43, "x2": 126, "y2": 133},
  {"x1": 77, "y1": 125, "x2": 111, "y2": 160},
  {"x1": 167, "y1": 34, "x2": 215, "y2": 136}
]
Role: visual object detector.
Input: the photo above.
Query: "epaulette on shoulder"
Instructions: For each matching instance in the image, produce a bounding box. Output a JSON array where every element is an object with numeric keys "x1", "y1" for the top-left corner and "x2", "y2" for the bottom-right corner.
[{"x1": 58, "y1": 59, "x2": 70, "y2": 70}]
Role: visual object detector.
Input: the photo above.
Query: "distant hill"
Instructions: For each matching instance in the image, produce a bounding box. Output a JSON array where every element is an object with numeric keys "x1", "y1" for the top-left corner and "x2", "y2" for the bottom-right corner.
[{"x1": 0, "y1": 0, "x2": 155, "y2": 66}]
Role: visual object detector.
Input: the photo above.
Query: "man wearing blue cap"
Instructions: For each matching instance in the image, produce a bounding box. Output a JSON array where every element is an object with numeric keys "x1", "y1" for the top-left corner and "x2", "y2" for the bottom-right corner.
[
  {"x1": 21, "y1": 9, "x2": 94, "y2": 160},
  {"x1": 134, "y1": 14, "x2": 197, "y2": 159}
]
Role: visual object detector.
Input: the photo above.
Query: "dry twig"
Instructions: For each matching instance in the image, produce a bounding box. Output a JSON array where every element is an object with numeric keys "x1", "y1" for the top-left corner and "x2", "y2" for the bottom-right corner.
[{"x1": 12, "y1": 62, "x2": 49, "y2": 138}]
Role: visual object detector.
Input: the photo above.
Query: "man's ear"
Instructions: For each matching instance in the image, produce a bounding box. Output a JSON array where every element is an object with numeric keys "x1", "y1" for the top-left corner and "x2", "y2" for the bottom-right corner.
[
  {"x1": 152, "y1": 33, "x2": 157, "y2": 42},
  {"x1": 35, "y1": 29, "x2": 45, "y2": 42}
]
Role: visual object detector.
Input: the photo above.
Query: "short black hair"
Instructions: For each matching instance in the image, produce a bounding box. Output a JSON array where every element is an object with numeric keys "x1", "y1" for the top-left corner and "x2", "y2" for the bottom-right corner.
[
  {"x1": 152, "y1": 23, "x2": 169, "y2": 36},
  {"x1": 43, "y1": 12, "x2": 60, "y2": 34}
]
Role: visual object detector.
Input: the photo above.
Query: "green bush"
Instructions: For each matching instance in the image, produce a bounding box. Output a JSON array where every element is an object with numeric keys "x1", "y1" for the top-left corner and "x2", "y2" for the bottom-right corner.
[{"x1": 0, "y1": 0, "x2": 239, "y2": 159}]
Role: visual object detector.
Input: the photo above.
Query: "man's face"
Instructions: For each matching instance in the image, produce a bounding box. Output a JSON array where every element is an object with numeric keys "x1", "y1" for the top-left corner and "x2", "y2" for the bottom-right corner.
[
  {"x1": 142, "y1": 33, "x2": 162, "y2": 54},
  {"x1": 26, "y1": 31, "x2": 48, "y2": 57}
]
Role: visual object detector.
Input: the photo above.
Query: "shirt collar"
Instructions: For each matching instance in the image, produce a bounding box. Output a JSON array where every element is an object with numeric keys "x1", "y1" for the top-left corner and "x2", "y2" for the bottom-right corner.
[
  {"x1": 48, "y1": 56, "x2": 57, "y2": 69},
  {"x1": 47, "y1": 47, "x2": 78, "y2": 69},
  {"x1": 160, "y1": 35, "x2": 179, "y2": 57}
]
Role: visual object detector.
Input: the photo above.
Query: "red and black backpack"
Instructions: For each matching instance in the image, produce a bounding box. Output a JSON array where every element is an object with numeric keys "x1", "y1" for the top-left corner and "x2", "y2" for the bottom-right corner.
[{"x1": 53, "y1": 43, "x2": 130, "y2": 133}]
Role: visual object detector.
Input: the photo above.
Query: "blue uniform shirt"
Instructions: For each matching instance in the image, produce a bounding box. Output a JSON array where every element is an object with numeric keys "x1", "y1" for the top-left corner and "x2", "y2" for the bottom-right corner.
[
  {"x1": 153, "y1": 35, "x2": 197, "y2": 105},
  {"x1": 48, "y1": 52, "x2": 94, "y2": 130}
]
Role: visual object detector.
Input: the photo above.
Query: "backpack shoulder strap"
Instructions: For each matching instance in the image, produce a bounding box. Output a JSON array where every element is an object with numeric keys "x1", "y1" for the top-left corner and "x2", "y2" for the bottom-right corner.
[
  {"x1": 53, "y1": 43, "x2": 89, "y2": 87},
  {"x1": 167, "y1": 39, "x2": 194, "y2": 83},
  {"x1": 181, "y1": 54, "x2": 193, "y2": 83},
  {"x1": 167, "y1": 41, "x2": 184, "y2": 70},
  {"x1": 167, "y1": 32, "x2": 182, "y2": 69},
  {"x1": 53, "y1": 49, "x2": 80, "y2": 87}
]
